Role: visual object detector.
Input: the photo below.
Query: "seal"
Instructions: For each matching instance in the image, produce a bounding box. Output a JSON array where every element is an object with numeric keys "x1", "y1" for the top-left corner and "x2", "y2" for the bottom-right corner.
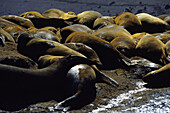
[
  {"x1": 152, "y1": 33, "x2": 170, "y2": 44},
  {"x1": 114, "y1": 12, "x2": 142, "y2": 34},
  {"x1": 132, "y1": 32, "x2": 151, "y2": 45},
  {"x1": 59, "y1": 24, "x2": 92, "y2": 43},
  {"x1": 3, "y1": 24, "x2": 26, "y2": 42},
  {"x1": 65, "y1": 31, "x2": 130, "y2": 69},
  {"x1": 93, "y1": 16, "x2": 114, "y2": 30},
  {"x1": 59, "y1": 11, "x2": 77, "y2": 21},
  {"x1": 136, "y1": 13, "x2": 169, "y2": 33},
  {"x1": 76, "y1": 11, "x2": 102, "y2": 29},
  {"x1": 42, "y1": 8, "x2": 65, "y2": 18},
  {"x1": 20, "y1": 11, "x2": 69, "y2": 29},
  {"x1": 110, "y1": 36, "x2": 136, "y2": 57},
  {"x1": 143, "y1": 63, "x2": 170, "y2": 88},
  {"x1": 38, "y1": 55, "x2": 64, "y2": 68},
  {"x1": 136, "y1": 36, "x2": 167, "y2": 65},
  {"x1": 64, "y1": 43, "x2": 101, "y2": 66},
  {"x1": 37, "y1": 55, "x2": 119, "y2": 111},
  {"x1": 1, "y1": 15, "x2": 34, "y2": 29},
  {"x1": 157, "y1": 14, "x2": 170, "y2": 25},
  {"x1": 38, "y1": 42, "x2": 102, "y2": 68},
  {"x1": 0, "y1": 55, "x2": 100, "y2": 110},
  {"x1": 165, "y1": 40, "x2": 170, "y2": 62},
  {"x1": 0, "y1": 18, "x2": 21, "y2": 28},
  {"x1": 0, "y1": 27, "x2": 15, "y2": 43},
  {"x1": 39, "y1": 26, "x2": 59, "y2": 34},
  {"x1": 55, "y1": 64, "x2": 119, "y2": 111},
  {"x1": 0, "y1": 55, "x2": 37, "y2": 69},
  {"x1": 19, "y1": 11, "x2": 46, "y2": 18},
  {"x1": 0, "y1": 41, "x2": 37, "y2": 69},
  {"x1": 92, "y1": 24, "x2": 132, "y2": 42},
  {"x1": 17, "y1": 33, "x2": 86, "y2": 61},
  {"x1": 27, "y1": 29, "x2": 60, "y2": 42}
]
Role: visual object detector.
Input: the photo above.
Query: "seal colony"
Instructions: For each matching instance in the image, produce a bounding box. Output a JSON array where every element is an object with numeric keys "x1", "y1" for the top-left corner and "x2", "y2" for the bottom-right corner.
[{"x1": 0, "y1": 8, "x2": 170, "y2": 112}]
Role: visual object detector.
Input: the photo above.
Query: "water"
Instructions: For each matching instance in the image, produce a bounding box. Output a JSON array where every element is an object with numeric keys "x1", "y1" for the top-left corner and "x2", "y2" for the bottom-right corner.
[{"x1": 92, "y1": 82, "x2": 170, "y2": 113}]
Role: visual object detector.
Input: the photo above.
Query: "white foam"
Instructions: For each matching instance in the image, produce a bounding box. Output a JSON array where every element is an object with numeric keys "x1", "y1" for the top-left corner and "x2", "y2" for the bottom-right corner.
[{"x1": 92, "y1": 82, "x2": 148, "y2": 113}]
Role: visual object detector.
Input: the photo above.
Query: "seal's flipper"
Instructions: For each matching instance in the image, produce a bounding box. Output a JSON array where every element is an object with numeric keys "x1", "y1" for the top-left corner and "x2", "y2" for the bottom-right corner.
[
  {"x1": 55, "y1": 89, "x2": 96, "y2": 111},
  {"x1": 95, "y1": 68, "x2": 119, "y2": 87}
]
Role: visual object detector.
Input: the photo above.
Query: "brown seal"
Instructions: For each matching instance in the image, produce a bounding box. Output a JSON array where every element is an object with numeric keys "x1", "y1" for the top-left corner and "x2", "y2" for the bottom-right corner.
[
  {"x1": 76, "y1": 11, "x2": 102, "y2": 29},
  {"x1": 59, "y1": 24, "x2": 92, "y2": 43},
  {"x1": 136, "y1": 13, "x2": 168, "y2": 33},
  {"x1": 37, "y1": 55, "x2": 119, "y2": 111},
  {"x1": 110, "y1": 36, "x2": 136, "y2": 57},
  {"x1": 132, "y1": 32, "x2": 151, "y2": 45},
  {"x1": 92, "y1": 24, "x2": 132, "y2": 42},
  {"x1": 38, "y1": 55, "x2": 64, "y2": 68},
  {"x1": 64, "y1": 43, "x2": 101, "y2": 66},
  {"x1": 136, "y1": 36, "x2": 167, "y2": 65},
  {"x1": 1, "y1": 15, "x2": 34, "y2": 29},
  {"x1": 152, "y1": 33, "x2": 170, "y2": 44},
  {"x1": 0, "y1": 27, "x2": 15, "y2": 44},
  {"x1": 0, "y1": 55, "x2": 100, "y2": 110},
  {"x1": 59, "y1": 11, "x2": 77, "y2": 21},
  {"x1": 143, "y1": 63, "x2": 170, "y2": 88},
  {"x1": 17, "y1": 33, "x2": 86, "y2": 61},
  {"x1": 27, "y1": 29, "x2": 60, "y2": 42},
  {"x1": 0, "y1": 18, "x2": 21, "y2": 28},
  {"x1": 20, "y1": 11, "x2": 46, "y2": 18},
  {"x1": 3, "y1": 24, "x2": 26, "y2": 42},
  {"x1": 39, "y1": 26, "x2": 59, "y2": 34},
  {"x1": 0, "y1": 42, "x2": 37, "y2": 69},
  {"x1": 93, "y1": 16, "x2": 115, "y2": 29},
  {"x1": 55, "y1": 63, "x2": 119, "y2": 111},
  {"x1": 157, "y1": 14, "x2": 170, "y2": 25},
  {"x1": 0, "y1": 55, "x2": 37, "y2": 69},
  {"x1": 65, "y1": 31, "x2": 130, "y2": 69},
  {"x1": 42, "y1": 8, "x2": 65, "y2": 18},
  {"x1": 20, "y1": 11, "x2": 69, "y2": 29},
  {"x1": 114, "y1": 12, "x2": 142, "y2": 34},
  {"x1": 165, "y1": 40, "x2": 170, "y2": 62}
]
